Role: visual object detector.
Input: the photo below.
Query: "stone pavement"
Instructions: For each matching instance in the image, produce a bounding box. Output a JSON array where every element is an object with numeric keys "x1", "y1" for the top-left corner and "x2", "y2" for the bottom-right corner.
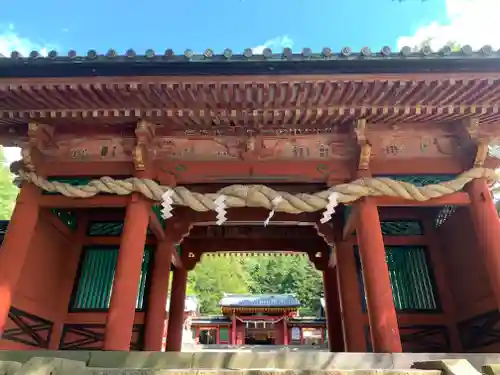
[{"x1": 1, "y1": 351, "x2": 500, "y2": 375}]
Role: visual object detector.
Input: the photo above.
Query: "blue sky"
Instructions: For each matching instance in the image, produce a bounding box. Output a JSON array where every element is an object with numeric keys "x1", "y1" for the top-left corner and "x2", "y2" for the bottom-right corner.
[
  {"x1": 0, "y1": 0, "x2": 495, "y2": 57},
  {"x1": 0, "y1": 0, "x2": 496, "y2": 163}
]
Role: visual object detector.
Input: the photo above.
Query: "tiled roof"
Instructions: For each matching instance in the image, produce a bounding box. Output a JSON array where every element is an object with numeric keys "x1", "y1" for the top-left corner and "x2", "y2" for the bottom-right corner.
[
  {"x1": 1, "y1": 46, "x2": 499, "y2": 78},
  {"x1": 0, "y1": 45, "x2": 496, "y2": 62},
  {"x1": 192, "y1": 316, "x2": 231, "y2": 325},
  {"x1": 289, "y1": 317, "x2": 326, "y2": 325},
  {"x1": 219, "y1": 294, "x2": 300, "y2": 308}
]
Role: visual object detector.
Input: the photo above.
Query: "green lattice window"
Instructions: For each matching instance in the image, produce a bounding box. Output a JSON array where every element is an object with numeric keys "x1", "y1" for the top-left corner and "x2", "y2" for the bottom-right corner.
[
  {"x1": 44, "y1": 177, "x2": 92, "y2": 195},
  {"x1": 88, "y1": 222, "x2": 125, "y2": 236},
  {"x1": 378, "y1": 174, "x2": 457, "y2": 187},
  {"x1": 386, "y1": 246, "x2": 438, "y2": 310},
  {"x1": 71, "y1": 246, "x2": 152, "y2": 311},
  {"x1": 381, "y1": 221, "x2": 423, "y2": 236},
  {"x1": 355, "y1": 246, "x2": 439, "y2": 312},
  {"x1": 349, "y1": 219, "x2": 423, "y2": 236},
  {"x1": 87, "y1": 221, "x2": 152, "y2": 236}
]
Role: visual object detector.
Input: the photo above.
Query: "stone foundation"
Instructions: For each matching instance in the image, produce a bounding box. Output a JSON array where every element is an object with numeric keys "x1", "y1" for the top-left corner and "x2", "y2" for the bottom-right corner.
[{"x1": 2, "y1": 352, "x2": 500, "y2": 375}]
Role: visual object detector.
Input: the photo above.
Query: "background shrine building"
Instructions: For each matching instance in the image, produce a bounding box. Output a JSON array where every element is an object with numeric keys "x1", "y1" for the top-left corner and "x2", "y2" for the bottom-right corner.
[{"x1": 165, "y1": 294, "x2": 327, "y2": 347}]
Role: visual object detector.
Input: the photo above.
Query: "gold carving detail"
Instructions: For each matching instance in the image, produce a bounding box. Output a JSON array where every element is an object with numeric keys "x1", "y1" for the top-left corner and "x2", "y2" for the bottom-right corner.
[
  {"x1": 352, "y1": 119, "x2": 372, "y2": 170},
  {"x1": 133, "y1": 119, "x2": 156, "y2": 171}
]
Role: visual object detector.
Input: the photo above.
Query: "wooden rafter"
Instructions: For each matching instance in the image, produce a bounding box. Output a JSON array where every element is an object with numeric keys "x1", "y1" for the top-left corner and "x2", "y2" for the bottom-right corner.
[{"x1": 1, "y1": 78, "x2": 500, "y2": 128}]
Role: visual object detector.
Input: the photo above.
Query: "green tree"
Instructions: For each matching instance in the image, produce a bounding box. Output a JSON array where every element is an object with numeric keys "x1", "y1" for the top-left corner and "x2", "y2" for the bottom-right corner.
[
  {"x1": 245, "y1": 255, "x2": 323, "y2": 316},
  {"x1": 188, "y1": 256, "x2": 250, "y2": 314},
  {"x1": 0, "y1": 147, "x2": 18, "y2": 219},
  {"x1": 412, "y1": 39, "x2": 461, "y2": 52}
]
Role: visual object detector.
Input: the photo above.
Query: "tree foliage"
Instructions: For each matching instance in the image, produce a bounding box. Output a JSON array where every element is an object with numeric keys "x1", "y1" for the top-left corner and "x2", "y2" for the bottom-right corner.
[
  {"x1": 0, "y1": 147, "x2": 18, "y2": 220},
  {"x1": 187, "y1": 255, "x2": 324, "y2": 316},
  {"x1": 188, "y1": 256, "x2": 250, "y2": 314},
  {"x1": 411, "y1": 39, "x2": 461, "y2": 52}
]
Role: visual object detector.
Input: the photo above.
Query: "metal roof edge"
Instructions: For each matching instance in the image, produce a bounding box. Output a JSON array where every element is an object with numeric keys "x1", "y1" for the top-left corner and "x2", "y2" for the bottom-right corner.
[{"x1": 1, "y1": 57, "x2": 500, "y2": 79}]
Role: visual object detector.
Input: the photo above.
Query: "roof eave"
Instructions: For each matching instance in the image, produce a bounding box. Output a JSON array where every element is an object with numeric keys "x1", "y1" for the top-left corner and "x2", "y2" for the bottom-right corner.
[{"x1": 1, "y1": 58, "x2": 500, "y2": 79}]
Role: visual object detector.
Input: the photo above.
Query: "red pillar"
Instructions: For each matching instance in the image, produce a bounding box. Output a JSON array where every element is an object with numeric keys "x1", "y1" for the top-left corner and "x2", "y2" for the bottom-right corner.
[
  {"x1": 231, "y1": 312, "x2": 237, "y2": 345},
  {"x1": 335, "y1": 242, "x2": 365, "y2": 351},
  {"x1": 143, "y1": 239, "x2": 174, "y2": 351},
  {"x1": 165, "y1": 267, "x2": 187, "y2": 351},
  {"x1": 103, "y1": 194, "x2": 150, "y2": 351},
  {"x1": 356, "y1": 198, "x2": 402, "y2": 353},
  {"x1": 323, "y1": 267, "x2": 344, "y2": 352},
  {"x1": 0, "y1": 183, "x2": 40, "y2": 337},
  {"x1": 466, "y1": 179, "x2": 500, "y2": 308},
  {"x1": 283, "y1": 316, "x2": 289, "y2": 345}
]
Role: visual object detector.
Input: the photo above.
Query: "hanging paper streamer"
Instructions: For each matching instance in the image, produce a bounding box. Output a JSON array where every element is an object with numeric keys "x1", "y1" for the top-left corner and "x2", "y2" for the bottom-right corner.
[
  {"x1": 320, "y1": 191, "x2": 339, "y2": 224},
  {"x1": 264, "y1": 195, "x2": 283, "y2": 226},
  {"x1": 161, "y1": 188, "x2": 174, "y2": 219},
  {"x1": 215, "y1": 194, "x2": 227, "y2": 225}
]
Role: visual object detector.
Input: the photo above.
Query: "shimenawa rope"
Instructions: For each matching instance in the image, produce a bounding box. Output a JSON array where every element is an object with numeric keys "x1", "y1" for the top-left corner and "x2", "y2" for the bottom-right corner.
[{"x1": 13, "y1": 166, "x2": 498, "y2": 214}]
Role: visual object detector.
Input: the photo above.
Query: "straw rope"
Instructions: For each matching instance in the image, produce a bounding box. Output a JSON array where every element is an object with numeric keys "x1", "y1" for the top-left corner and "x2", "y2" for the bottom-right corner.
[{"x1": 13, "y1": 167, "x2": 497, "y2": 214}]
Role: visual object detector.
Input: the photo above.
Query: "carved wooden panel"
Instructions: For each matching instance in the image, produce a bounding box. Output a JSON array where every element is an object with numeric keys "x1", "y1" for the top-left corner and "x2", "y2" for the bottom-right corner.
[
  {"x1": 59, "y1": 323, "x2": 144, "y2": 350},
  {"x1": 370, "y1": 129, "x2": 462, "y2": 159},
  {"x1": 40, "y1": 123, "x2": 467, "y2": 164},
  {"x1": 2, "y1": 307, "x2": 53, "y2": 348},
  {"x1": 155, "y1": 136, "x2": 350, "y2": 161},
  {"x1": 47, "y1": 136, "x2": 135, "y2": 162}
]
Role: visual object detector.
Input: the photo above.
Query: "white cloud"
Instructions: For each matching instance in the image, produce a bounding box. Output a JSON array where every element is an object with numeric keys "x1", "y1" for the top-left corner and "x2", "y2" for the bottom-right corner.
[
  {"x1": 252, "y1": 35, "x2": 294, "y2": 54},
  {"x1": 0, "y1": 24, "x2": 57, "y2": 57},
  {"x1": 0, "y1": 25, "x2": 57, "y2": 163},
  {"x1": 397, "y1": 0, "x2": 500, "y2": 51}
]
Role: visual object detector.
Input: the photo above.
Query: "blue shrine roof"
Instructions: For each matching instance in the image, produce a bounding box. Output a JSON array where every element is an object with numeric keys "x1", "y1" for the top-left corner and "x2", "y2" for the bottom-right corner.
[{"x1": 219, "y1": 293, "x2": 300, "y2": 308}]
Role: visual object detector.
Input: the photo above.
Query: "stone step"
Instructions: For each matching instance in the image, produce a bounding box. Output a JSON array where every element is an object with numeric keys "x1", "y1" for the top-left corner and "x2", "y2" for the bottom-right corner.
[{"x1": 1, "y1": 355, "x2": 500, "y2": 375}]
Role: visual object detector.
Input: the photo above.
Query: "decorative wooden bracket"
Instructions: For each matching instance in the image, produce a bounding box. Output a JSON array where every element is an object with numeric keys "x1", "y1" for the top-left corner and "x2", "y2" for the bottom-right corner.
[
  {"x1": 132, "y1": 119, "x2": 156, "y2": 171},
  {"x1": 314, "y1": 223, "x2": 336, "y2": 268},
  {"x1": 22, "y1": 122, "x2": 54, "y2": 172},
  {"x1": 184, "y1": 251, "x2": 202, "y2": 271},
  {"x1": 166, "y1": 216, "x2": 194, "y2": 269},
  {"x1": 352, "y1": 118, "x2": 372, "y2": 171},
  {"x1": 461, "y1": 117, "x2": 489, "y2": 167}
]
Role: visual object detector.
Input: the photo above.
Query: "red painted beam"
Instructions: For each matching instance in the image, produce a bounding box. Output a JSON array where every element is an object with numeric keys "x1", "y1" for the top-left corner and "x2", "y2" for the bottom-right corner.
[
  {"x1": 40, "y1": 195, "x2": 129, "y2": 208},
  {"x1": 40, "y1": 158, "x2": 466, "y2": 185},
  {"x1": 368, "y1": 193, "x2": 470, "y2": 207},
  {"x1": 184, "y1": 238, "x2": 328, "y2": 253}
]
